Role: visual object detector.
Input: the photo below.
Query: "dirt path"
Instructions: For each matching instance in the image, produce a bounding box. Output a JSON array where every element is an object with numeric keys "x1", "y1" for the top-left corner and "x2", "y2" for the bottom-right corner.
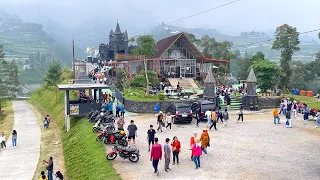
[{"x1": 108, "y1": 112, "x2": 320, "y2": 180}]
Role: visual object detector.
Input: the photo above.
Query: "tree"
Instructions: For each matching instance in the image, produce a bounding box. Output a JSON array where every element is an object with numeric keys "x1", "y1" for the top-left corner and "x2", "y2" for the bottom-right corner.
[
  {"x1": 199, "y1": 35, "x2": 216, "y2": 57},
  {"x1": 272, "y1": 24, "x2": 300, "y2": 89},
  {"x1": 213, "y1": 41, "x2": 235, "y2": 60},
  {"x1": 186, "y1": 33, "x2": 201, "y2": 45},
  {"x1": 117, "y1": 70, "x2": 132, "y2": 90},
  {"x1": 237, "y1": 51, "x2": 265, "y2": 80},
  {"x1": 131, "y1": 70, "x2": 159, "y2": 88},
  {"x1": 251, "y1": 59, "x2": 281, "y2": 92},
  {"x1": 44, "y1": 60, "x2": 62, "y2": 86},
  {"x1": 7, "y1": 60, "x2": 19, "y2": 93},
  {"x1": 132, "y1": 35, "x2": 156, "y2": 96}
]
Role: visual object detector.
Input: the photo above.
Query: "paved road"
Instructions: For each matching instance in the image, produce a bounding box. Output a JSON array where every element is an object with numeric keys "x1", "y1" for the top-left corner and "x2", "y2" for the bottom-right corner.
[{"x1": 0, "y1": 101, "x2": 41, "y2": 180}]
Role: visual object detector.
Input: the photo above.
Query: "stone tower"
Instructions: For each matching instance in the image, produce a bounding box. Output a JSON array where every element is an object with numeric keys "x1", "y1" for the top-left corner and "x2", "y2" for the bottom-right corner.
[
  {"x1": 243, "y1": 68, "x2": 258, "y2": 109},
  {"x1": 203, "y1": 67, "x2": 216, "y2": 102}
]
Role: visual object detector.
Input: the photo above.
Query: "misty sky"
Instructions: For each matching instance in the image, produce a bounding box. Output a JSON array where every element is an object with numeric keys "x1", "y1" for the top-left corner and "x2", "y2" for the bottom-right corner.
[{"x1": 2, "y1": 0, "x2": 320, "y2": 36}]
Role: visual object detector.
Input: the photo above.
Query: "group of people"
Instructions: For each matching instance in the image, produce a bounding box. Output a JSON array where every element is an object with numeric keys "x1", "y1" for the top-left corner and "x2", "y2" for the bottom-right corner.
[
  {"x1": 0, "y1": 130, "x2": 17, "y2": 150},
  {"x1": 155, "y1": 111, "x2": 174, "y2": 133},
  {"x1": 40, "y1": 156, "x2": 64, "y2": 180},
  {"x1": 43, "y1": 115, "x2": 51, "y2": 130}
]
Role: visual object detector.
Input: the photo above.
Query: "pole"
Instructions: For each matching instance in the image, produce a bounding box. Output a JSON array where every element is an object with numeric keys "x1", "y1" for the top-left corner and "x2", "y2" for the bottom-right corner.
[{"x1": 72, "y1": 39, "x2": 75, "y2": 78}]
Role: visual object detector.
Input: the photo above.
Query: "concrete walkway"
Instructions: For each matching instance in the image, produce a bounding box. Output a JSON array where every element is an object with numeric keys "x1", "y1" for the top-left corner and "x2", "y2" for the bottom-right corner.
[{"x1": 0, "y1": 101, "x2": 41, "y2": 180}]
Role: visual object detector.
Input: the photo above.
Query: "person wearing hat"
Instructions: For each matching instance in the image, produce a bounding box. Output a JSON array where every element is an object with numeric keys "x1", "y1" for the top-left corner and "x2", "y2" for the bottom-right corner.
[
  {"x1": 157, "y1": 111, "x2": 164, "y2": 132},
  {"x1": 192, "y1": 137, "x2": 202, "y2": 169},
  {"x1": 189, "y1": 132, "x2": 198, "y2": 160},
  {"x1": 163, "y1": 138, "x2": 171, "y2": 172}
]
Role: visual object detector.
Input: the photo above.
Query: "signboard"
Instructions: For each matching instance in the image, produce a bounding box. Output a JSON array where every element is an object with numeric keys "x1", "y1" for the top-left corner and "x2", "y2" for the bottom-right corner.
[{"x1": 70, "y1": 104, "x2": 79, "y2": 115}]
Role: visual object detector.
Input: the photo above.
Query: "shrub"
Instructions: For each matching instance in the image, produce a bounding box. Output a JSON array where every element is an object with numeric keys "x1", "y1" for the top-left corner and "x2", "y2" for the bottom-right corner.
[{"x1": 158, "y1": 93, "x2": 165, "y2": 100}]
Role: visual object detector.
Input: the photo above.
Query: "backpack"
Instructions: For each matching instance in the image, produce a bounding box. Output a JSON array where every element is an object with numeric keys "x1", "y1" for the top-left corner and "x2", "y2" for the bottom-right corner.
[{"x1": 223, "y1": 112, "x2": 229, "y2": 120}]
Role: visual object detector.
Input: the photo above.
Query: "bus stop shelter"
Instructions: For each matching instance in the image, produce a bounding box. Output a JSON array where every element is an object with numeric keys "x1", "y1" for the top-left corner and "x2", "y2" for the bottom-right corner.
[{"x1": 58, "y1": 83, "x2": 109, "y2": 132}]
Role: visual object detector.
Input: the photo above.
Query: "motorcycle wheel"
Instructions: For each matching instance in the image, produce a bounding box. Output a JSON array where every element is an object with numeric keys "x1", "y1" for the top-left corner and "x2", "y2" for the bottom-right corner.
[
  {"x1": 129, "y1": 153, "x2": 139, "y2": 163},
  {"x1": 96, "y1": 136, "x2": 103, "y2": 141},
  {"x1": 104, "y1": 139, "x2": 110, "y2": 145},
  {"x1": 92, "y1": 127, "x2": 97, "y2": 132},
  {"x1": 106, "y1": 153, "x2": 117, "y2": 160},
  {"x1": 118, "y1": 139, "x2": 128, "y2": 146}
]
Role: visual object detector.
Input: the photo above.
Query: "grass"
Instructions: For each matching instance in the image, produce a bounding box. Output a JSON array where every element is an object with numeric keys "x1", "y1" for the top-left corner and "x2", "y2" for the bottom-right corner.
[
  {"x1": 29, "y1": 86, "x2": 121, "y2": 180},
  {"x1": 27, "y1": 102, "x2": 66, "y2": 180},
  {"x1": 0, "y1": 101, "x2": 14, "y2": 142},
  {"x1": 123, "y1": 88, "x2": 167, "y2": 101},
  {"x1": 285, "y1": 94, "x2": 320, "y2": 109}
]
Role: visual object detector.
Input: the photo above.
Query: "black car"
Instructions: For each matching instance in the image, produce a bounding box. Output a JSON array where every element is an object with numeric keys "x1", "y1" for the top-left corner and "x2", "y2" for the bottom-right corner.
[
  {"x1": 191, "y1": 100, "x2": 215, "y2": 120},
  {"x1": 166, "y1": 103, "x2": 193, "y2": 124}
]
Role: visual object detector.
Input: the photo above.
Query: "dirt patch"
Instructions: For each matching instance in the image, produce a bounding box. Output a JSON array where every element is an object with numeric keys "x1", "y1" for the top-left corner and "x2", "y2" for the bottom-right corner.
[
  {"x1": 109, "y1": 112, "x2": 320, "y2": 180},
  {"x1": 28, "y1": 102, "x2": 67, "y2": 180}
]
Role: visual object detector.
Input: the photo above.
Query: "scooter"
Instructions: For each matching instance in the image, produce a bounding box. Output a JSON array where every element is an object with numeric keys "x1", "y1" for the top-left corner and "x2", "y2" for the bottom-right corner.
[
  {"x1": 106, "y1": 144, "x2": 140, "y2": 163},
  {"x1": 102, "y1": 130, "x2": 128, "y2": 146},
  {"x1": 92, "y1": 120, "x2": 115, "y2": 133}
]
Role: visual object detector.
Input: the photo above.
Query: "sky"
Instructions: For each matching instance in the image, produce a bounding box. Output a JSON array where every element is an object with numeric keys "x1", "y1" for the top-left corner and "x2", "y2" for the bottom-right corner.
[{"x1": 1, "y1": 0, "x2": 320, "y2": 36}]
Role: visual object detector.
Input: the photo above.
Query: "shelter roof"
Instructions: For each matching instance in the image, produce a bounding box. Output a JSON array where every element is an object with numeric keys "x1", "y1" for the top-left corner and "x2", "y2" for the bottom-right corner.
[{"x1": 58, "y1": 84, "x2": 109, "y2": 90}]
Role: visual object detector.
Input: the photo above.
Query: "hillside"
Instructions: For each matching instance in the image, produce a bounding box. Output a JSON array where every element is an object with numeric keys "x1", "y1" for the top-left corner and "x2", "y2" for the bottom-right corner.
[{"x1": 150, "y1": 23, "x2": 320, "y2": 62}]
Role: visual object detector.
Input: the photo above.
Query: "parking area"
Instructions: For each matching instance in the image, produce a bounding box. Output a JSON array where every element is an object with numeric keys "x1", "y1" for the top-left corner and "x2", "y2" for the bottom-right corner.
[{"x1": 107, "y1": 112, "x2": 320, "y2": 180}]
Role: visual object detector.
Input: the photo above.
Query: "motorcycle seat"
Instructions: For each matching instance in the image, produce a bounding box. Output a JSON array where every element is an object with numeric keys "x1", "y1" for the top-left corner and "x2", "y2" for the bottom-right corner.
[{"x1": 124, "y1": 146, "x2": 137, "y2": 152}]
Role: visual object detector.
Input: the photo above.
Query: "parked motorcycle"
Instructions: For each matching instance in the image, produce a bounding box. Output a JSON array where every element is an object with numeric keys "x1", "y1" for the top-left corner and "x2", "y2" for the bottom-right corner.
[
  {"x1": 88, "y1": 110, "x2": 99, "y2": 122},
  {"x1": 102, "y1": 130, "x2": 128, "y2": 146},
  {"x1": 92, "y1": 120, "x2": 115, "y2": 133},
  {"x1": 106, "y1": 145, "x2": 140, "y2": 163}
]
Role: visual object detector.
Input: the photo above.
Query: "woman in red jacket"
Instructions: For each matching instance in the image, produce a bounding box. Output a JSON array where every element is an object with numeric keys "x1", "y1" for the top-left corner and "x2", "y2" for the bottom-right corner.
[{"x1": 171, "y1": 136, "x2": 181, "y2": 165}]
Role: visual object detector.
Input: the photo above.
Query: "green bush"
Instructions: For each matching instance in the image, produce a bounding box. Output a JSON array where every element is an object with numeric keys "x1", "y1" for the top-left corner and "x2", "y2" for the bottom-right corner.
[
  {"x1": 131, "y1": 75, "x2": 145, "y2": 87},
  {"x1": 158, "y1": 93, "x2": 165, "y2": 100}
]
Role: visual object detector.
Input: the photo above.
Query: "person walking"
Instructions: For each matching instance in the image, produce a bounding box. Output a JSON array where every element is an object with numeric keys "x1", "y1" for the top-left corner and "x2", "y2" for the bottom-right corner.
[
  {"x1": 285, "y1": 110, "x2": 292, "y2": 128},
  {"x1": 147, "y1": 125, "x2": 156, "y2": 151},
  {"x1": 115, "y1": 104, "x2": 120, "y2": 118},
  {"x1": 195, "y1": 107, "x2": 201, "y2": 127},
  {"x1": 43, "y1": 117, "x2": 49, "y2": 130},
  {"x1": 0, "y1": 132, "x2": 6, "y2": 150},
  {"x1": 315, "y1": 110, "x2": 320, "y2": 128},
  {"x1": 46, "y1": 115, "x2": 51, "y2": 128},
  {"x1": 223, "y1": 108, "x2": 229, "y2": 127},
  {"x1": 127, "y1": 120, "x2": 138, "y2": 145},
  {"x1": 209, "y1": 109, "x2": 217, "y2": 130},
  {"x1": 237, "y1": 107, "x2": 244, "y2": 123},
  {"x1": 165, "y1": 112, "x2": 172, "y2": 130},
  {"x1": 163, "y1": 138, "x2": 171, "y2": 172},
  {"x1": 273, "y1": 108, "x2": 280, "y2": 124},
  {"x1": 120, "y1": 104, "x2": 125, "y2": 118},
  {"x1": 205, "y1": 109, "x2": 211, "y2": 127},
  {"x1": 217, "y1": 107, "x2": 224, "y2": 123},
  {"x1": 292, "y1": 100, "x2": 298, "y2": 118},
  {"x1": 157, "y1": 111, "x2": 164, "y2": 132},
  {"x1": 192, "y1": 138, "x2": 202, "y2": 169},
  {"x1": 12, "y1": 130, "x2": 17, "y2": 148},
  {"x1": 171, "y1": 136, "x2": 181, "y2": 165},
  {"x1": 189, "y1": 132, "x2": 197, "y2": 160},
  {"x1": 200, "y1": 129, "x2": 210, "y2": 156},
  {"x1": 150, "y1": 137, "x2": 162, "y2": 176},
  {"x1": 117, "y1": 117, "x2": 125, "y2": 130},
  {"x1": 43, "y1": 157, "x2": 54, "y2": 180},
  {"x1": 304, "y1": 104, "x2": 310, "y2": 120}
]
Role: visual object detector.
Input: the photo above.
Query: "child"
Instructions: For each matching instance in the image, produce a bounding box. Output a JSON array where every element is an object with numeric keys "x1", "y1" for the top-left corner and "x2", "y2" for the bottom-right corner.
[
  {"x1": 223, "y1": 108, "x2": 229, "y2": 127},
  {"x1": 237, "y1": 107, "x2": 244, "y2": 123},
  {"x1": 40, "y1": 171, "x2": 48, "y2": 180},
  {"x1": 285, "y1": 110, "x2": 292, "y2": 128},
  {"x1": 12, "y1": 130, "x2": 17, "y2": 148}
]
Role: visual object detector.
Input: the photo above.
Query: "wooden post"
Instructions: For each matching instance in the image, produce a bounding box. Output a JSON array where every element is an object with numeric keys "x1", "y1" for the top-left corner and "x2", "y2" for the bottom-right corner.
[
  {"x1": 64, "y1": 90, "x2": 70, "y2": 132},
  {"x1": 128, "y1": 63, "x2": 132, "y2": 79},
  {"x1": 201, "y1": 59, "x2": 204, "y2": 78}
]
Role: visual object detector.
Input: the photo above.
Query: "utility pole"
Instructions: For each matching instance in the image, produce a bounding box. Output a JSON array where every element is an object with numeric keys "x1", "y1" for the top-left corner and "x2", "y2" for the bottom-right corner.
[{"x1": 72, "y1": 39, "x2": 75, "y2": 78}]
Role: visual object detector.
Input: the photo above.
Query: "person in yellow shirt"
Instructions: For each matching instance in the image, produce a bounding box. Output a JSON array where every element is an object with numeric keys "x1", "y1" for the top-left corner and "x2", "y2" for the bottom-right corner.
[
  {"x1": 273, "y1": 108, "x2": 280, "y2": 124},
  {"x1": 209, "y1": 108, "x2": 217, "y2": 130},
  {"x1": 39, "y1": 171, "x2": 48, "y2": 180}
]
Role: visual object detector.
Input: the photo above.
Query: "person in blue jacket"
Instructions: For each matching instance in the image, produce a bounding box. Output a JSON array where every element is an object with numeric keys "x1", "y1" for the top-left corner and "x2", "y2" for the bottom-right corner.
[
  {"x1": 101, "y1": 103, "x2": 108, "y2": 112},
  {"x1": 120, "y1": 104, "x2": 125, "y2": 117}
]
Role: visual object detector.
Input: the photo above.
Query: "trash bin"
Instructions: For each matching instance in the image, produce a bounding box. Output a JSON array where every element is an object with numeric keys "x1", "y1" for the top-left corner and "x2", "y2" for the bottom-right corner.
[
  {"x1": 299, "y1": 90, "x2": 306, "y2": 96},
  {"x1": 306, "y1": 91, "x2": 313, "y2": 97}
]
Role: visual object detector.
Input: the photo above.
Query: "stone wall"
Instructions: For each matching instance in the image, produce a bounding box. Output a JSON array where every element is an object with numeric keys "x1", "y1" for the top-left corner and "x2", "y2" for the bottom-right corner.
[{"x1": 124, "y1": 98, "x2": 196, "y2": 113}]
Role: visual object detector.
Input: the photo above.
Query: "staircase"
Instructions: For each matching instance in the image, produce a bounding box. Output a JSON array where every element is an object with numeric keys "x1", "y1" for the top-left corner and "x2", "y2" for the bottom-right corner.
[
  {"x1": 168, "y1": 78, "x2": 198, "y2": 89},
  {"x1": 219, "y1": 97, "x2": 242, "y2": 110}
]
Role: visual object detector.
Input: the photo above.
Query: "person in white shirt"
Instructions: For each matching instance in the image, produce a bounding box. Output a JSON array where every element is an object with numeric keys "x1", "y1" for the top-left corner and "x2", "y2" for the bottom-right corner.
[
  {"x1": 205, "y1": 110, "x2": 212, "y2": 127},
  {"x1": 165, "y1": 112, "x2": 173, "y2": 130},
  {"x1": 0, "y1": 132, "x2": 6, "y2": 150},
  {"x1": 315, "y1": 111, "x2": 320, "y2": 128}
]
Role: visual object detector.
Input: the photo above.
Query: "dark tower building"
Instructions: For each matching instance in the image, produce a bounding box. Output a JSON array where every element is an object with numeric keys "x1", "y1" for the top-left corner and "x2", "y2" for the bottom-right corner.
[{"x1": 99, "y1": 21, "x2": 129, "y2": 61}]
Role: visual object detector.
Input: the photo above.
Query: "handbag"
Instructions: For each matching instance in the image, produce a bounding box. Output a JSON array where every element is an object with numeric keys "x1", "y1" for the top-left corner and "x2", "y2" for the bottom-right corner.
[{"x1": 207, "y1": 142, "x2": 210, "y2": 147}]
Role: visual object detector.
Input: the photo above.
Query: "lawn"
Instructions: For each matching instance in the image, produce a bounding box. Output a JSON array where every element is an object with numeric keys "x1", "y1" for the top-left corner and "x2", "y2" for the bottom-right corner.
[
  {"x1": 285, "y1": 94, "x2": 320, "y2": 109},
  {"x1": 0, "y1": 101, "x2": 14, "y2": 142},
  {"x1": 123, "y1": 88, "x2": 167, "y2": 101},
  {"x1": 30, "y1": 86, "x2": 121, "y2": 180}
]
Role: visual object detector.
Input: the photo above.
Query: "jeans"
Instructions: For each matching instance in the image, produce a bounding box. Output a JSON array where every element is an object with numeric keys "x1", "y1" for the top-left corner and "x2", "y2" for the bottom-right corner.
[
  {"x1": 165, "y1": 158, "x2": 170, "y2": 170},
  {"x1": 217, "y1": 116, "x2": 223, "y2": 123},
  {"x1": 274, "y1": 116, "x2": 280, "y2": 124},
  {"x1": 304, "y1": 113, "x2": 309, "y2": 120},
  {"x1": 316, "y1": 119, "x2": 320, "y2": 127},
  {"x1": 48, "y1": 171, "x2": 53, "y2": 180},
  {"x1": 196, "y1": 118, "x2": 200, "y2": 126},
  {"x1": 201, "y1": 146, "x2": 207, "y2": 154},
  {"x1": 12, "y1": 138, "x2": 17, "y2": 147},
  {"x1": 173, "y1": 151, "x2": 179, "y2": 163},
  {"x1": 193, "y1": 156, "x2": 200, "y2": 168},
  {"x1": 152, "y1": 159, "x2": 159, "y2": 173},
  {"x1": 115, "y1": 111, "x2": 120, "y2": 117},
  {"x1": 44, "y1": 124, "x2": 48, "y2": 129}
]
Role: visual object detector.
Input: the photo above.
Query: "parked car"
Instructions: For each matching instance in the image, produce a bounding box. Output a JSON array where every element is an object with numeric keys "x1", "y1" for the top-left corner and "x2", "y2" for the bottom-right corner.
[
  {"x1": 166, "y1": 103, "x2": 193, "y2": 124},
  {"x1": 191, "y1": 100, "x2": 215, "y2": 120}
]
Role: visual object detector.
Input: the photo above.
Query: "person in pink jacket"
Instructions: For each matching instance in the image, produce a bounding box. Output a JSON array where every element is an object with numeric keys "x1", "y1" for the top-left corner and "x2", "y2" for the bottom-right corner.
[{"x1": 192, "y1": 138, "x2": 202, "y2": 169}]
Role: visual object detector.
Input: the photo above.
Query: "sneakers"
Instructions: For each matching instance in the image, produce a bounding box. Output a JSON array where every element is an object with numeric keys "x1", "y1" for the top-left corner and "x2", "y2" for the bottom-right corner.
[
  {"x1": 156, "y1": 170, "x2": 159, "y2": 176},
  {"x1": 172, "y1": 162, "x2": 175, "y2": 165}
]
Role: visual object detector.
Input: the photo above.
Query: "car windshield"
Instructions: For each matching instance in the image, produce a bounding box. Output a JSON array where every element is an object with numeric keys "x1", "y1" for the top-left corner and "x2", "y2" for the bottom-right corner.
[
  {"x1": 177, "y1": 106, "x2": 191, "y2": 113},
  {"x1": 202, "y1": 103, "x2": 215, "y2": 111}
]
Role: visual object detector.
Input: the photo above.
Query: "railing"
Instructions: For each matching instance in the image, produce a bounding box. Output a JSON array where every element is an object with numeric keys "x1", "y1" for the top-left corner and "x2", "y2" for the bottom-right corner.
[{"x1": 115, "y1": 53, "x2": 140, "y2": 61}]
